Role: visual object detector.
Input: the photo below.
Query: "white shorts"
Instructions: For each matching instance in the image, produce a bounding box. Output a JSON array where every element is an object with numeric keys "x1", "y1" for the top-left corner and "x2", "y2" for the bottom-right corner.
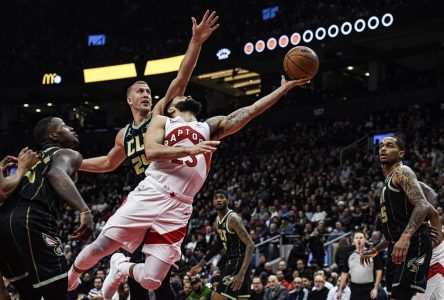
[{"x1": 101, "y1": 176, "x2": 193, "y2": 264}]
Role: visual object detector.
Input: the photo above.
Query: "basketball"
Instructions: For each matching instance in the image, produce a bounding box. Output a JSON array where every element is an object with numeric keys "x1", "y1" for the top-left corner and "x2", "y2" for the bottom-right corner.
[{"x1": 283, "y1": 46, "x2": 319, "y2": 80}]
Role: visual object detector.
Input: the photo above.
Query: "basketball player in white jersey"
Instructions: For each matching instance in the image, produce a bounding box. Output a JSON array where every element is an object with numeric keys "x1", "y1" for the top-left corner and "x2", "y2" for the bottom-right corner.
[{"x1": 67, "y1": 75, "x2": 309, "y2": 298}]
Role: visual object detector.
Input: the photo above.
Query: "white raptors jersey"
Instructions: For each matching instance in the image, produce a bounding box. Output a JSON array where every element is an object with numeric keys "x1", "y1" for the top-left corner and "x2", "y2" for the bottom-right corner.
[{"x1": 145, "y1": 116, "x2": 212, "y2": 198}]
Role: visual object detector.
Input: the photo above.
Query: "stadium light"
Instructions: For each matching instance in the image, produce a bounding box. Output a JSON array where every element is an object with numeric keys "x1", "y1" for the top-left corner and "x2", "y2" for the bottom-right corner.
[
  {"x1": 267, "y1": 38, "x2": 277, "y2": 50},
  {"x1": 302, "y1": 30, "x2": 314, "y2": 43},
  {"x1": 23, "y1": 104, "x2": 29, "y2": 108},
  {"x1": 315, "y1": 27, "x2": 326, "y2": 40},
  {"x1": 278, "y1": 35, "x2": 289, "y2": 48},
  {"x1": 144, "y1": 55, "x2": 185, "y2": 76},
  {"x1": 367, "y1": 16, "x2": 379, "y2": 30},
  {"x1": 47, "y1": 103, "x2": 53, "y2": 107},
  {"x1": 347, "y1": 66, "x2": 354, "y2": 70},
  {"x1": 255, "y1": 40, "x2": 266, "y2": 52},
  {"x1": 290, "y1": 33, "x2": 301, "y2": 45},
  {"x1": 327, "y1": 25, "x2": 339, "y2": 38},
  {"x1": 354, "y1": 19, "x2": 366, "y2": 33},
  {"x1": 381, "y1": 13, "x2": 394, "y2": 27},
  {"x1": 84, "y1": 63, "x2": 137, "y2": 83},
  {"x1": 243, "y1": 13, "x2": 394, "y2": 55},
  {"x1": 341, "y1": 22, "x2": 353, "y2": 35},
  {"x1": 35, "y1": 108, "x2": 41, "y2": 113}
]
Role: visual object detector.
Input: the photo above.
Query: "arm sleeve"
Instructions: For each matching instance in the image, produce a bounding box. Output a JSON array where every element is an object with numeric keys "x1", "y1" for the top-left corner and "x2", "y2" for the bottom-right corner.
[{"x1": 373, "y1": 253, "x2": 383, "y2": 270}]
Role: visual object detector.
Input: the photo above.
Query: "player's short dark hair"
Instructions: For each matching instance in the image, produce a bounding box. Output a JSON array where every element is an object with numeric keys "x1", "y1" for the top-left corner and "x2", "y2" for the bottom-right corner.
[
  {"x1": 214, "y1": 189, "x2": 229, "y2": 199},
  {"x1": 33, "y1": 117, "x2": 54, "y2": 147},
  {"x1": 126, "y1": 80, "x2": 148, "y2": 97},
  {"x1": 391, "y1": 136, "x2": 405, "y2": 151}
]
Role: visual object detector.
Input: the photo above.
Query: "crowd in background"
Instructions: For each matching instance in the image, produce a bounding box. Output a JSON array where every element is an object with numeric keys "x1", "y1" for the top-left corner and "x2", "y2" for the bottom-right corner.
[{"x1": 2, "y1": 99, "x2": 441, "y2": 299}]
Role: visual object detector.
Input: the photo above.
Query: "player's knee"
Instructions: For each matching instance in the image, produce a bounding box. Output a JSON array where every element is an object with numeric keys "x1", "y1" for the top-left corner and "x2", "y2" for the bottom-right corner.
[{"x1": 139, "y1": 277, "x2": 161, "y2": 290}]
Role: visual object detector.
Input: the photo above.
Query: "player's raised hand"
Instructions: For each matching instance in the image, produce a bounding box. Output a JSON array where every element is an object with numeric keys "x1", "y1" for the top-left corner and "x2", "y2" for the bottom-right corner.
[
  {"x1": 187, "y1": 141, "x2": 220, "y2": 155},
  {"x1": 280, "y1": 75, "x2": 310, "y2": 92},
  {"x1": 230, "y1": 273, "x2": 245, "y2": 291},
  {"x1": 71, "y1": 210, "x2": 94, "y2": 241},
  {"x1": 17, "y1": 147, "x2": 39, "y2": 171},
  {"x1": 191, "y1": 10, "x2": 220, "y2": 44}
]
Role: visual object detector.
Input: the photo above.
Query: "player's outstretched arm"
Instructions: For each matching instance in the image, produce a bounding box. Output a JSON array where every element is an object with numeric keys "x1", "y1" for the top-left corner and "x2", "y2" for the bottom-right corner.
[
  {"x1": 47, "y1": 149, "x2": 93, "y2": 240},
  {"x1": 228, "y1": 214, "x2": 255, "y2": 291},
  {"x1": 152, "y1": 10, "x2": 220, "y2": 117},
  {"x1": 80, "y1": 128, "x2": 127, "y2": 173},
  {"x1": 144, "y1": 115, "x2": 220, "y2": 161},
  {"x1": 206, "y1": 76, "x2": 309, "y2": 140},
  {"x1": 391, "y1": 165, "x2": 429, "y2": 263},
  {"x1": 0, "y1": 148, "x2": 38, "y2": 201}
]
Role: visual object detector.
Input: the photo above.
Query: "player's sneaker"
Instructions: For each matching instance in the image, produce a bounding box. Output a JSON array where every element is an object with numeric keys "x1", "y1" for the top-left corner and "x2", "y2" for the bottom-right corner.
[
  {"x1": 67, "y1": 277, "x2": 81, "y2": 291},
  {"x1": 102, "y1": 253, "x2": 130, "y2": 298}
]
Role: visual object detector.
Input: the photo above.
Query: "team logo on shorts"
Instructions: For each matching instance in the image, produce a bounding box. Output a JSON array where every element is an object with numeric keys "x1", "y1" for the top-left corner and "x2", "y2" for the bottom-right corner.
[
  {"x1": 407, "y1": 254, "x2": 426, "y2": 272},
  {"x1": 42, "y1": 233, "x2": 64, "y2": 256},
  {"x1": 222, "y1": 275, "x2": 233, "y2": 285}
]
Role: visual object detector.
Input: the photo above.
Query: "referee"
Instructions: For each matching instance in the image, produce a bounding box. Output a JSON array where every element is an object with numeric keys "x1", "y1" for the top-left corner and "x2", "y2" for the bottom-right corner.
[{"x1": 337, "y1": 231, "x2": 382, "y2": 300}]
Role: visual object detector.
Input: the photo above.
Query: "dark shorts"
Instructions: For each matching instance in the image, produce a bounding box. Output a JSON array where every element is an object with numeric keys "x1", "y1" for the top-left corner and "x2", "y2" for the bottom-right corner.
[
  {"x1": 0, "y1": 205, "x2": 67, "y2": 289},
  {"x1": 349, "y1": 282, "x2": 373, "y2": 300},
  {"x1": 216, "y1": 257, "x2": 251, "y2": 299},
  {"x1": 386, "y1": 231, "x2": 432, "y2": 299}
]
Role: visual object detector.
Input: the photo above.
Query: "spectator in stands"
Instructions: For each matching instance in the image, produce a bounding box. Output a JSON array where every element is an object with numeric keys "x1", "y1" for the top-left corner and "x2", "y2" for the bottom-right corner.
[
  {"x1": 314, "y1": 270, "x2": 334, "y2": 290},
  {"x1": 288, "y1": 276, "x2": 309, "y2": 300},
  {"x1": 264, "y1": 275, "x2": 289, "y2": 300},
  {"x1": 327, "y1": 222, "x2": 346, "y2": 242},
  {"x1": 334, "y1": 238, "x2": 353, "y2": 273},
  {"x1": 280, "y1": 216, "x2": 295, "y2": 235},
  {"x1": 278, "y1": 260, "x2": 293, "y2": 283},
  {"x1": 311, "y1": 205, "x2": 328, "y2": 223},
  {"x1": 326, "y1": 276, "x2": 350, "y2": 300},
  {"x1": 251, "y1": 276, "x2": 265, "y2": 300},
  {"x1": 308, "y1": 275, "x2": 329, "y2": 300},
  {"x1": 88, "y1": 277, "x2": 104, "y2": 299},
  {"x1": 177, "y1": 281, "x2": 192, "y2": 300},
  {"x1": 111, "y1": 282, "x2": 130, "y2": 300},
  {"x1": 187, "y1": 277, "x2": 212, "y2": 300},
  {"x1": 254, "y1": 254, "x2": 267, "y2": 277},
  {"x1": 288, "y1": 240, "x2": 308, "y2": 270},
  {"x1": 276, "y1": 270, "x2": 291, "y2": 290}
]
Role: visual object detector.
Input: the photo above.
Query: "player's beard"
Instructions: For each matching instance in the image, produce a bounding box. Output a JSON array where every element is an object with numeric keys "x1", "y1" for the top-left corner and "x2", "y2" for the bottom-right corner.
[{"x1": 175, "y1": 97, "x2": 202, "y2": 116}]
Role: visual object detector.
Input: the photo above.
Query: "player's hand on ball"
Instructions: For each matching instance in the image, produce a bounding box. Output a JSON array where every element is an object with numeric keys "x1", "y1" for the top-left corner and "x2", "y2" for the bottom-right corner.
[
  {"x1": 191, "y1": 10, "x2": 220, "y2": 44},
  {"x1": 280, "y1": 75, "x2": 310, "y2": 92},
  {"x1": 188, "y1": 141, "x2": 220, "y2": 155},
  {"x1": 360, "y1": 248, "x2": 378, "y2": 266},
  {"x1": 71, "y1": 210, "x2": 94, "y2": 241},
  {"x1": 231, "y1": 273, "x2": 245, "y2": 291}
]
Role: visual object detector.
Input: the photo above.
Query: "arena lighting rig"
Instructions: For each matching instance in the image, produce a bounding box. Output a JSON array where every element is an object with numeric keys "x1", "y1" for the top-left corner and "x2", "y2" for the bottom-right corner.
[
  {"x1": 243, "y1": 13, "x2": 394, "y2": 55},
  {"x1": 81, "y1": 13, "x2": 394, "y2": 84}
]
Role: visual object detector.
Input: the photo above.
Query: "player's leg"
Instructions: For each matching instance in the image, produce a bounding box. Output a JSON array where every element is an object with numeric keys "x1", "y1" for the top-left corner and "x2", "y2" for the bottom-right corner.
[
  {"x1": 0, "y1": 275, "x2": 10, "y2": 300},
  {"x1": 67, "y1": 233, "x2": 122, "y2": 290},
  {"x1": 114, "y1": 254, "x2": 172, "y2": 291},
  {"x1": 154, "y1": 267, "x2": 174, "y2": 300},
  {"x1": 124, "y1": 245, "x2": 150, "y2": 300},
  {"x1": 6, "y1": 276, "x2": 39, "y2": 300}
]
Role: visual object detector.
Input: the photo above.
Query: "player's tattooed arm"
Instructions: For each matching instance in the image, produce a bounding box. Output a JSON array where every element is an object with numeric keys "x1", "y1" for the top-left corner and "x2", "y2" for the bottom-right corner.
[
  {"x1": 392, "y1": 166, "x2": 429, "y2": 238},
  {"x1": 228, "y1": 214, "x2": 255, "y2": 278},
  {"x1": 206, "y1": 76, "x2": 309, "y2": 140},
  {"x1": 419, "y1": 181, "x2": 438, "y2": 207}
]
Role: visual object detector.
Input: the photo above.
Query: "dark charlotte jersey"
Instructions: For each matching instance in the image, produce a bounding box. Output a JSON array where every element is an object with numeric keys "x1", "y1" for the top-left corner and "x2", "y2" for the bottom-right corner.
[
  {"x1": 14, "y1": 147, "x2": 62, "y2": 218},
  {"x1": 379, "y1": 171, "x2": 427, "y2": 241},
  {"x1": 216, "y1": 210, "x2": 246, "y2": 260},
  {"x1": 123, "y1": 116, "x2": 151, "y2": 180}
]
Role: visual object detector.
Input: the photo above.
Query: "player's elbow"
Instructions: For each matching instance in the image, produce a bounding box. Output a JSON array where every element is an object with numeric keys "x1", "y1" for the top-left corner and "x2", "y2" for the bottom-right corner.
[
  {"x1": 47, "y1": 167, "x2": 65, "y2": 181},
  {"x1": 145, "y1": 147, "x2": 159, "y2": 161}
]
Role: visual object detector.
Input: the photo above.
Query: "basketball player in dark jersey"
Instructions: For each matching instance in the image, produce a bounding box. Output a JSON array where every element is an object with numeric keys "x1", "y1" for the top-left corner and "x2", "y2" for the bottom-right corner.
[
  {"x1": 359, "y1": 136, "x2": 437, "y2": 299},
  {"x1": 72, "y1": 10, "x2": 220, "y2": 299},
  {"x1": 190, "y1": 190, "x2": 255, "y2": 300},
  {"x1": 0, "y1": 117, "x2": 94, "y2": 300},
  {"x1": 0, "y1": 150, "x2": 39, "y2": 300}
]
